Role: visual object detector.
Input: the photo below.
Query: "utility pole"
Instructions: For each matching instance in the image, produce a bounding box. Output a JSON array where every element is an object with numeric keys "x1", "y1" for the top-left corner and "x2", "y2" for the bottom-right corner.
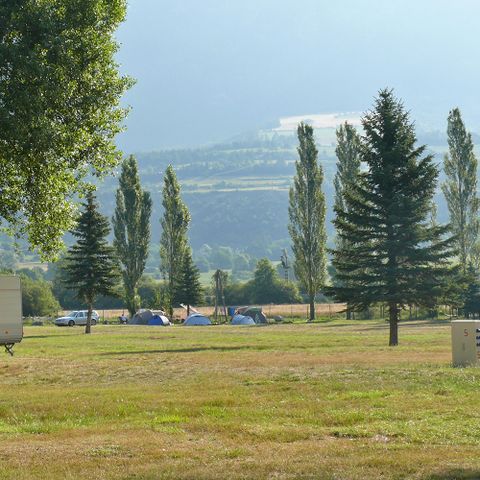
[
  {"x1": 213, "y1": 269, "x2": 227, "y2": 323},
  {"x1": 280, "y1": 248, "x2": 290, "y2": 282}
]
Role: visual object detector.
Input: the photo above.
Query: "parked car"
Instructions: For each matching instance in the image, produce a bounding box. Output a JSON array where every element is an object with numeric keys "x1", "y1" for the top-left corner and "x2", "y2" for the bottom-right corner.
[{"x1": 54, "y1": 311, "x2": 100, "y2": 327}]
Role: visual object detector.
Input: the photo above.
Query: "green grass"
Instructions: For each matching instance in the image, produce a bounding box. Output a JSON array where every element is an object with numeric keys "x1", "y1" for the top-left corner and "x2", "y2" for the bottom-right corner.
[{"x1": 0, "y1": 320, "x2": 479, "y2": 479}]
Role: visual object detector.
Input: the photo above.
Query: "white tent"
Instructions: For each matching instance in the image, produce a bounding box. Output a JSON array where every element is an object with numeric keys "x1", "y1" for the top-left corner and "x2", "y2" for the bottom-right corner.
[
  {"x1": 183, "y1": 313, "x2": 211, "y2": 326},
  {"x1": 231, "y1": 314, "x2": 255, "y2": 325}
]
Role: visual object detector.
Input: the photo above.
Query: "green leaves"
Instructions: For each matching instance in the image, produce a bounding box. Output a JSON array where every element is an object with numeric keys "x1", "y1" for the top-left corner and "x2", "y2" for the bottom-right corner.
[
  {"x1": 0, "y1": 0, "x2": 132, "y2": 258},
  {"x1": 113, "y1": 156, "x2": 152, "y2": 318},
  {"x1": 441, "y1": 108, "x2": 479, "y2": 271},
  {"x1": 288, "y1": 122, "x2": 327, "y2": 320},
  {"x1": 160, "y1": 165, "x2": 191, "y2": 317},
  {"x1": 334, "y1": 122, "x2": 361, "y2": 216}
]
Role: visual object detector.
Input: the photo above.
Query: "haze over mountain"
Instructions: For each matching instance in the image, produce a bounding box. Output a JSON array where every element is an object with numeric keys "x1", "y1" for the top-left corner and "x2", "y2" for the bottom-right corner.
[{"x1": 116, "y1": 0, "x2": 480, "y2": 152}]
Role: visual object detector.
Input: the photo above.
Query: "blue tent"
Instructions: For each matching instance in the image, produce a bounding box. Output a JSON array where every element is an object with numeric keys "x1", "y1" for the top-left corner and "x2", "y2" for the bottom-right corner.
[
  {"x1": 148, "y1": 314, "x2": 171, "y2": 326},
  {"x1": 231, "y1": 314, "x2": 255, "y2": 325},
  {"x1": 183, "y1": 313, "x2": 211, "y2": 326}
]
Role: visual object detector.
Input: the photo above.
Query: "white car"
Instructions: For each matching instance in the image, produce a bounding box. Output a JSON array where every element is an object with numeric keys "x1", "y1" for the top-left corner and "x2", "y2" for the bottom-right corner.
[{"x1": 55, "y1": 311, "x2": 100, "y2": 327}]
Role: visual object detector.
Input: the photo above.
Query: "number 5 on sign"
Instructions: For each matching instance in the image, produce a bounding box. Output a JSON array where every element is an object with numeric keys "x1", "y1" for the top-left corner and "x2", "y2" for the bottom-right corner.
[{"x1": 465, "y1": 329, "x2": 469, "y2": 336}]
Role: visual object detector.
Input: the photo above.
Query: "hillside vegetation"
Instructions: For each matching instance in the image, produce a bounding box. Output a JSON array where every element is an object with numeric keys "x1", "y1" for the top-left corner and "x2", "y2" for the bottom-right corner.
[{"x1": 3, "y1": 130, "x2": 478, "y2": 268}]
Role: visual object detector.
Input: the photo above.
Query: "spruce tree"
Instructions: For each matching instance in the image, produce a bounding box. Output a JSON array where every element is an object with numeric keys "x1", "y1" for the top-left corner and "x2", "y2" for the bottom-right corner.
[
  {"x1": 176, "y1": 248, "x2": 203, "y2": 316},
  {"x1": 288, "y1": 122, "x2": 327, "y2": 321},
  {"x1": 62, "y1": 192, "x2": 119, "y2": 334},
  {"x1": 441, "y1": 108, "x2": 479, "y2": 272},
  {"x1": 160, "y1": 165, "x2": 191, "y2": 318},
  {"x1": 332, "y1": 89, "x2": 453, "y2": 346},
  {"x1": 113, "y1": 156, "x2": 152, "y2": 318},
  {"x1": 333, "y1": 122, "x2": 361, "y2": 319}
]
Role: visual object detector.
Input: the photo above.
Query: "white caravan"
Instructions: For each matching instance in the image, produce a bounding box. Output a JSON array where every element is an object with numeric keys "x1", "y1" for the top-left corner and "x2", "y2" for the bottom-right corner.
[{"x1": 0, "y1": 276, "x2": 22, "y2": 355}]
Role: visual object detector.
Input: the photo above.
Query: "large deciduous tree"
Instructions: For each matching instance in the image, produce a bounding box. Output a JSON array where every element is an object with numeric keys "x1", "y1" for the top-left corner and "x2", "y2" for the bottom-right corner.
[
  {"x1": 332, "y1": 89, "x2": 454, "y2": 346},
  {"x1": 441, "y1": 108, "x2": 479, "y2": 272},
  {"x1": 0, "y1": 0, "x2": 132, "y2": 258},
  {"x1": 113, "y1": 156, "x2": 152, "y2": 319},
  {"x1": 250, "y1": 258, "x2": 302, "y2": 304},
  {"x1": 62, "y1": 192, "x2": 119, "y2": 334},
  {"x1": 160, "y1": 165, "x2": 191, "y2": 318},
  {"x1": 288, "y1": 123, "x2": 327, "y2": 321}
]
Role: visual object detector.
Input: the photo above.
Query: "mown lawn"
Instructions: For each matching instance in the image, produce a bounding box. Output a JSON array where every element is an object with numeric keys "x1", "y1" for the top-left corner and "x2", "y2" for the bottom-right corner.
[{"x1": 0, "y1": 320, "x2": 479, "y2": 479}]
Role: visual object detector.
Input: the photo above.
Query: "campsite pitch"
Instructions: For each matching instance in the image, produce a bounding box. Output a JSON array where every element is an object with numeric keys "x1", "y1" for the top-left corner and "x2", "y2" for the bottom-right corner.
[{"x1": 0, "y1": 320, "x2": 479, "y2": 479}]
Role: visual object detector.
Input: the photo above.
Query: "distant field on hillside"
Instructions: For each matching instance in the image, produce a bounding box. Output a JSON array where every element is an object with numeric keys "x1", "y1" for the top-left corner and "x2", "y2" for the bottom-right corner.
[
  {"x1": 1, "y1": 320, "x2": 479, "y2": 479},
  {"x1": 3, "y1": 136, "x2": 468, "y2": 265}
]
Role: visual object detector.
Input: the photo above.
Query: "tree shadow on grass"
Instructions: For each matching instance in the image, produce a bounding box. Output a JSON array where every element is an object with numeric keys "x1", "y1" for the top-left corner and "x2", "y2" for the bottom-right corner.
[
  {"x1": 99, "y1": 345, "x2": 268, "y2": 356},
  {"x1": 423, "y1": 469, "x2": 480, "y2": 479},
  {"x1": 318, "y1": 322, "x2": 369, "y2": 329},
  {"x1": 359, "y1": 319, "x2": 451, "y2": 332},
  {"x1": 25, "y1": 333, "x2": 84, "y2": 339}
]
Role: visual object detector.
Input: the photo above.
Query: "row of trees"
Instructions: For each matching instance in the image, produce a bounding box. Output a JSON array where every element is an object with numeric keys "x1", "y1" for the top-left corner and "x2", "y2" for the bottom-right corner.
[
  {"x1": 59, "y1": 89, "x2": 479, "y2": 341},
  {"x1": 288, "y1": 88, "x2": 478, "y2": 345},
  {"x1": 60, "y1": 159, "x2": 204, "y2": 332},
  {"x1": 17, "y1": 254, "x2": 302, "y2": 318}
]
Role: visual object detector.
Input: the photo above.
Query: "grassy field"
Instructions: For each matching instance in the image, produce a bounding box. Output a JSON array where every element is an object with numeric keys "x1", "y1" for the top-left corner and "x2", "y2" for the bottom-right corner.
[{"x1": 0, "y1": 319, "x2": 479, "y2": 479}]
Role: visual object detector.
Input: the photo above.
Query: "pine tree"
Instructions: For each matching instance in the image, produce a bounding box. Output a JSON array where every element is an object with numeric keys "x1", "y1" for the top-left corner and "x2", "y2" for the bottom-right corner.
[
  {"x1": 333, "y1": 122, "x2": 361, "y2": 319},
  {"x1": 441, "y1": 108, "x2": 479, "y2": 272},
  {"x1": 113, "y1": 156, "x2": 152, "y2": 318},
  {"x1": 176, "y1": 248, "x2": 203, "y2": 316},
  {"x1": 160, "y1": 165, "x2": 191, "y2": 318},
  {"x1": 288, "y1": 122, "x2": 327, "y2": 321},
  {"x1": 332, "y1": 89, "x2": 454, "y2": 346},
  {"x1": 463, "y1": 267, "x2": 480, "y2": 318},
  {"x1": 62, "y1": 192, "x2": 119, "y2": 334}
]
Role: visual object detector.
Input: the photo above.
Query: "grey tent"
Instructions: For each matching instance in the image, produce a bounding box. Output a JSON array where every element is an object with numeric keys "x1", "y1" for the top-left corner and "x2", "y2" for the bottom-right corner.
[
  {"x1": 183, "y1": 313, "x2": 211, "y2": 326},
  {"x1": 236, "y1": 306, "x2": 268, "y2": 324},
  {"x1": 231, "y1": 314, "x2": 255, "y2": 325},
  {"x1": 130, "y1": 309, "x2": 168, "y2": 325}
]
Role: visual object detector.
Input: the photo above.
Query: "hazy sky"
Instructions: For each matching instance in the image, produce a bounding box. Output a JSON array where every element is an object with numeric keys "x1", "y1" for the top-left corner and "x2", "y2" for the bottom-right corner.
[{"x1": 116, "y1": 0, "x2": 480, "y2": 152}]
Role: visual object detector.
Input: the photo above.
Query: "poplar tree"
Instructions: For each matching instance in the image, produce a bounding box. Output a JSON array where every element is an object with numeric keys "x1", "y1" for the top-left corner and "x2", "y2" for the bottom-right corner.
[
  {"x1": 332, "y1": 89, "x2": 453, "y2": 346},
  {"x1": 333, "y1": 122, "x2": 361, "y2": 319},
  {"x1": 62, "y1": 192, "x2": 119, "y2": 334},
  {"x1": 160, "y1": 165, "x2": 191, "y2": 318},
  {"x1": 441, "y1": 108, "x2": 479, "y2": 272},
  {"x1": 175, "y1": 248, "x2": 203, "y2": 316},
  {"x1": 113, "y1": 156, "x2": 152, "y2": 318},
  {"x1": 288, "y1": 122, "x2": 327, "y2": 321},
  {"x1": 334, "y1": 122, "x2": 362, "y2": 214}
]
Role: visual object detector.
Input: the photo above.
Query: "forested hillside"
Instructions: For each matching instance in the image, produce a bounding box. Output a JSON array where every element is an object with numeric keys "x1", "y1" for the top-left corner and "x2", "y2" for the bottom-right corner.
[{"x1": 2, "y1": 127, "x2": 475, "y2": 270}]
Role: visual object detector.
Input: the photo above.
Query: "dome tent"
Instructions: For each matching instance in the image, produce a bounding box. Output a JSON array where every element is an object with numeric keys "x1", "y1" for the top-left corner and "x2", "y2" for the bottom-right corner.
[
  {"x1": 235, "y1": 306, "x2": 268, "y2": 324},
  {"x1": 183, "y1": 313, "x2": 211, "y2": 326},
  {"x1": 148, "y1": 314, "x2": 171, "y2": 326},
  {"x1": 130, "y1": 309, "x2": 168, "y2": 325},
  {"x1": 231, "y1": 314, "x2": 255, "y2": 325}
]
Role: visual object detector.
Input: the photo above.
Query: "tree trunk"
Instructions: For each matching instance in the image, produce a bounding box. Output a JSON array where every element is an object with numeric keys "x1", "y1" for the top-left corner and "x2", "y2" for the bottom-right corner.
[
  {"x1": 308, "y1": 295, "x2": 315, "y2": 322},
  {"x1": 187, "y1": 304, "x2": 190, "y2": 317},
  {"x1": 126, "y1": 284, "x2": 138, "y2": 319},
  {"x1": 388, "y1": 302, "x2": 399, "y2": 346},
  {"x1": 346, "y1": 303, "x2": 352, "y2": 320},
  {"x1": 85, "y1": 303, "x2": 93, "y2": 335}
]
